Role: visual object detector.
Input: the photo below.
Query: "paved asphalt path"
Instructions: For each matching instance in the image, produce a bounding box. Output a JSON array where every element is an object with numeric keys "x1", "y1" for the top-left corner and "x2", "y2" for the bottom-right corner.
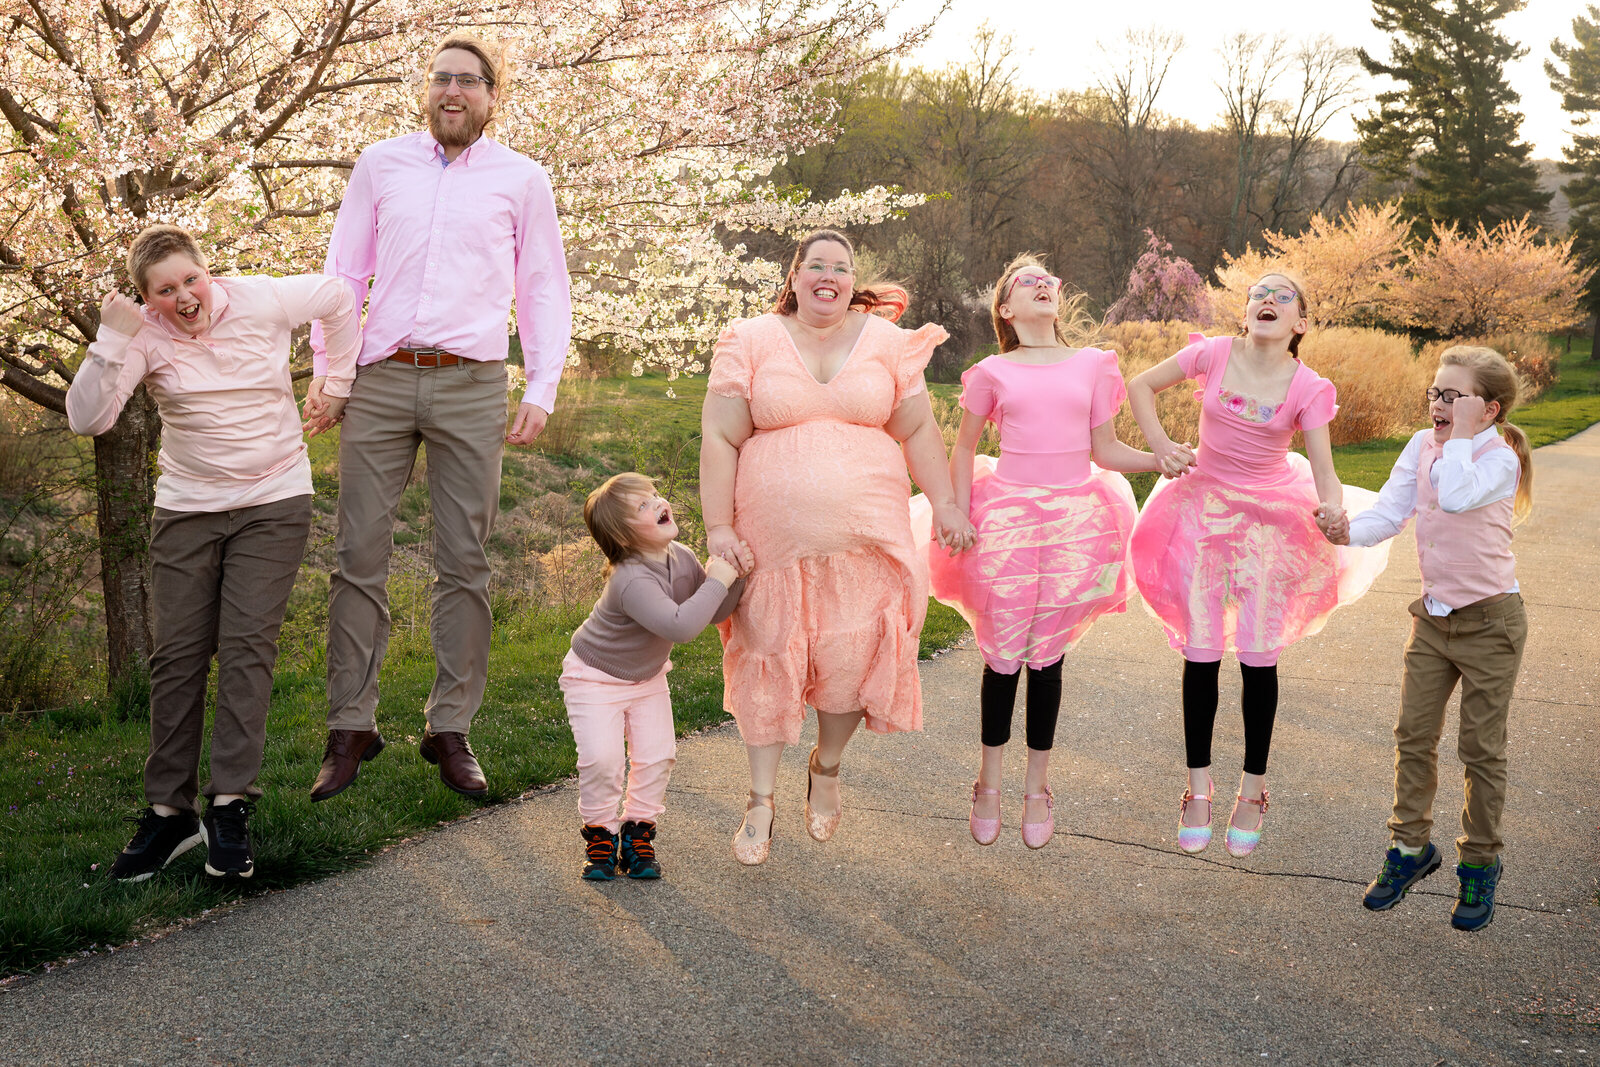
[{"x1": 3, "y1": 428, "x2": 1597, "y2": 1066}]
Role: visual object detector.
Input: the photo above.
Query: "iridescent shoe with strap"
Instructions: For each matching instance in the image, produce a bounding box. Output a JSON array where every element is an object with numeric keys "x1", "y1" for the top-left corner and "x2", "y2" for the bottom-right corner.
[
  {"x1": 1177, "y1": 774, "x2": 1215, "y2": 854},
  {"x1": 732, "y1": 792, "x2": 775, "y2": 866},
  {"x1": 1021, "y1": 785, "x2": 1054, "y2": 850},
  {"x1": 804, "y1": 746, "x2": 841, "y2": 842},
  {"x1": 969, "y1": 781, "x2": 1001, "y2": 846},
  {"x1": 1225, "y1": 788, "x2": 1270, "y2": 858}
]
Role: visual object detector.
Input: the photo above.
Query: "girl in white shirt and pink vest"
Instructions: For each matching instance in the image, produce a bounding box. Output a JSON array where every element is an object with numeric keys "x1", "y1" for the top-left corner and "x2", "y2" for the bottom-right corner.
[
  {"x1": 560, "y1": 473, "x2": 747, "y2": 881},
  {"x1": 1319, "y1": 345, "x2": 1533, "y2": 932},
  {"x1": 67, "y1": 224, "x2": 359, "y2": 883}
]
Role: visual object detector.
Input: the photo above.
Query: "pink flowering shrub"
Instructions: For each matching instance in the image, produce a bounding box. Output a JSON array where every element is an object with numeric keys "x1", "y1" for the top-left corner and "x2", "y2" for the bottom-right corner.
[{"x1": 1105, "y1": 232, "x2": 1214, "y2": 326}]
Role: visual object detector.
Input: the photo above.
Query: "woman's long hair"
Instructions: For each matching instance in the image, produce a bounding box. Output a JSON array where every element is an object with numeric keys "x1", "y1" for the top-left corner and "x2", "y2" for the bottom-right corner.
[{"x1": 773, "y1": 229, "x2": 908, "y2": 322}]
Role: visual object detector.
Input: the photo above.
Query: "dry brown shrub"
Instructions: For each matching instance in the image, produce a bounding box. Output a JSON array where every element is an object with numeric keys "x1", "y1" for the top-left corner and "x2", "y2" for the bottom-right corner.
[
  {"x1": 1103, "y1": 321, "x2": 1208, "y2": 447},
  {"x1": 532, "y1": 539, "x2": 607, "y2": 612},
  {"x1": 1418, "y1": 333, "x2": 1559, "y2": 403},
  {"x1": 1301, "y1": 327, "x2": 1431, "y2": 445}
]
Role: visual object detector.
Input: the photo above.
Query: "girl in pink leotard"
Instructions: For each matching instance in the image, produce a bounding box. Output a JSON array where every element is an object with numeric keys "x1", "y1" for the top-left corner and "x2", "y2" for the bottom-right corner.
[
  {"x1": 927, "y1": 254, "x2": 1171, "y2": 850},
  {"x1": 1127, "y1": 272, "x2": 1389, "y2": 859}
]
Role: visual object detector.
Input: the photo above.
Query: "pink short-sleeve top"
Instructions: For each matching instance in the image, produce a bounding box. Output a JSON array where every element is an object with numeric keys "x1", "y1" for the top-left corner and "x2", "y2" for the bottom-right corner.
[
  {"x1": 1176, "y1": 334, "x2": 1337, "y2": 487},
  {"x1": 960, "y1": 347, "x2": 1127, "y2": 487}
]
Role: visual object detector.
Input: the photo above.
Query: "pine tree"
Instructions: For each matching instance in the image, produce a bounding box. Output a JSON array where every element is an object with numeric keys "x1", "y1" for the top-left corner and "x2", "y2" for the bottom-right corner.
[
  {"x1": 1357, "y1": 0, "x2": 1551, "y2": 235},
  {"x1": 1548, "y1": 4, "x2": 1600, "y2": 356}
]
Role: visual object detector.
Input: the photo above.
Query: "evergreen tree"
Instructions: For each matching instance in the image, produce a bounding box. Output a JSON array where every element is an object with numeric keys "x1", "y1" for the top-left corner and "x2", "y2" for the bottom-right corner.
[
  {"x1": 1548, "y1": 4, "x2": 1600, "y2": 356},
  {"x1": 1357, "y1": 0, "x2": 1551, "y2": 235}
]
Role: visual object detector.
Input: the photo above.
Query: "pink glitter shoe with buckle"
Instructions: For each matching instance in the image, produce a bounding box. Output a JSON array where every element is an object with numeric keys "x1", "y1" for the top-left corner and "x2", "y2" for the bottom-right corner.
[
  {"x1": 1226, "y1": 788, "x2": 1270, "y2": 858},
  {"x1": 1021, "y1": 786, "x2": 1054, "y2": 850},
  {"x1": 969, "y1": 782, "x2": 1001, "y2": 845}
]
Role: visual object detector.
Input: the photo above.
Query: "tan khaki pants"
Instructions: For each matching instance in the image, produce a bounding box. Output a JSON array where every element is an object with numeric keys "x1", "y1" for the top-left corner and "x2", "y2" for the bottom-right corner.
[
  {"x1": 1388, "y1": 594, "x2": 1527, "y2": 866},
  {"x1": 326, "y1": 358, "x2": 508, "y2": 735},
  {"x1": 146, "y1": 495, "x2": 312, "y2": 811}
]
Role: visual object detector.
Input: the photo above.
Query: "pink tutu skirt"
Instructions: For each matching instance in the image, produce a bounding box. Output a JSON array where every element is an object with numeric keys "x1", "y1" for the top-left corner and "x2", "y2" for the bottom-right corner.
[
  {"x1": 912, "y1": 455, "x2": 1138, "y2": 673},
  {"x1": 1130, "y1": 453, "x2": 1391, "y2": 664}
]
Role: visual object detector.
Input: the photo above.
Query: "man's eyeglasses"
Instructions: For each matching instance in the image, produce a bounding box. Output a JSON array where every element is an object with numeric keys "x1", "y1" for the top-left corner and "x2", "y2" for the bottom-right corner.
[
  {"x1": 1247, "y1": 285, "x2": 1299, "y2": 304},
  {"x1": 428, "y1": 72, "x2": 494, "y2": 90},
  {"x1": 1004, "y1": 273, "x2": 1061, "y2": 300},
  {"x1": 1426, "y1": 388, "x2": 1473, "y2": 404}
]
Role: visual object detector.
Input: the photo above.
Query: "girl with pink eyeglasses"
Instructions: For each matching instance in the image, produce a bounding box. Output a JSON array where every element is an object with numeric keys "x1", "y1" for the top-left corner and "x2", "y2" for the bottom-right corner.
[
  {"x1": 924, "y1": 254, "x2": 1165, "y2": 850},
  {"x1": 1127, "y1": 272, "x2": 1389, "y2": 859}
]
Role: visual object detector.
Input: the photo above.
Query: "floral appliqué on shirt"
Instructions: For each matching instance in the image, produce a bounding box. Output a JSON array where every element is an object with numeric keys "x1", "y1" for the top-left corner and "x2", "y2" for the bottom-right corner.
[{"x1": 1217, "y1": 388, "x2": 1278, "y2": 424}]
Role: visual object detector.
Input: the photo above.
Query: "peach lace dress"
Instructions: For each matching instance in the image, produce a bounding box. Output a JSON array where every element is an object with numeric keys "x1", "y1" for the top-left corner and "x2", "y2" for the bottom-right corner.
[{"x1": 707, "y1": 312, "x2": 948, "y2": 747}]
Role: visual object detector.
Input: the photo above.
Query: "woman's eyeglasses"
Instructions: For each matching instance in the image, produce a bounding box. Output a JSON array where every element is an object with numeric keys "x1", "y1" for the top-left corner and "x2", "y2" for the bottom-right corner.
[
  {"x1": 801, "y1": 262, "x2": 854, "y2": 278},
  {"x1": 1247, "y1": 285, "x2": 1299, "y2": 304}
]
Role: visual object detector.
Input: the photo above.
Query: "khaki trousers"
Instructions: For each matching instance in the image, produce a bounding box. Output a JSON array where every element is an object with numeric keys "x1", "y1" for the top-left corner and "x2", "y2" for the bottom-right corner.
[
  {"x1": 1387, "y1": 593, "x2": 1527, "y2": 866},
  {"x1": 326, "y1": 358, "x2": 508, "y2": 735},
  {"x1": 146, "y1": 495, "x2": 312, "y2": 812}
]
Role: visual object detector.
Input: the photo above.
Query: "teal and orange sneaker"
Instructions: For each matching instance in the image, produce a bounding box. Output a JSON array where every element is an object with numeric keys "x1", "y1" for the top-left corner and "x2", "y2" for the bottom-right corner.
[
  {"x1": 618, "y1": 820, "x2": 662, "y2": 879},
  {"x1": 1451, "y1": 856, "x2": 1503, "y2": 931},
  {"x1": 581, "y1": 824, "x2": 617, "y2": 881}
]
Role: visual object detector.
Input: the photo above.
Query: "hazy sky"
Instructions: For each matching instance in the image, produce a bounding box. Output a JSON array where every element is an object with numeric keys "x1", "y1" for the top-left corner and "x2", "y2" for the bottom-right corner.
[{"x1": 885, "y1": 0, "x2": 1591, "y2": 159}]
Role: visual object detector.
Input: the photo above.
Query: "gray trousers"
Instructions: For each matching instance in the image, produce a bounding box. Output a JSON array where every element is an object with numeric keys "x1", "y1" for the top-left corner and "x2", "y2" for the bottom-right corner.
[
  {"x1": 326, "y1": 358, "x2": 508, "y2": 735},
  {"x1": 146, "y1": 494, "x2": 312, "y2": 811}
]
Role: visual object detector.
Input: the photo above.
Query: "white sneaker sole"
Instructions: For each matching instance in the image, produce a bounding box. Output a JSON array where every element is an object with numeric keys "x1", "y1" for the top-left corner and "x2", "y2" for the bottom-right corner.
[{"x1": 198, "y1": 823, "x2": 255, "y2": 879}]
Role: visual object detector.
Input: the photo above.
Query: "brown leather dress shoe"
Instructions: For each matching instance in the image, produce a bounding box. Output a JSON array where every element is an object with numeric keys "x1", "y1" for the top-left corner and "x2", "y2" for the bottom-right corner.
[
  {"x1": 418, "y1": 730, "x2": 488, "y2": 797},
  {"x1": 310, "y1": 728, "x2": 386, "y2": 802}
]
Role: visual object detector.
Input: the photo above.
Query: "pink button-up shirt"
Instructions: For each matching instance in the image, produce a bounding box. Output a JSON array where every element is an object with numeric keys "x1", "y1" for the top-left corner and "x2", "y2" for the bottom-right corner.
[
  {"x1": 67, "y1": 275, "x2": 360, "y2": 513},
  {"x1": 311, "y1": 131, "x2": 571, "y2": 412}
]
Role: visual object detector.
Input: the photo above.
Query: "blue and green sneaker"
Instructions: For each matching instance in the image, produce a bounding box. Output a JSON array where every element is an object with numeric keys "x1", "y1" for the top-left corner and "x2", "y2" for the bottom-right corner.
[
  {"x1": 1451, "y1": 856, "x2": 1502, "y2": 931},
  {"x1": 1362, "y1": 842, "x2": 1442, "y2": 911}
]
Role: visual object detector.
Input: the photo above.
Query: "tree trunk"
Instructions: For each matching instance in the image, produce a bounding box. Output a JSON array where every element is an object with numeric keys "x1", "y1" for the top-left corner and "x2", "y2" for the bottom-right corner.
[
  {"x1": 1591, "y1": 314, "x2": 1599, "y2": 361},
  {"x1": 92, "y1": 386, "x2": 161, "y2": 688}
]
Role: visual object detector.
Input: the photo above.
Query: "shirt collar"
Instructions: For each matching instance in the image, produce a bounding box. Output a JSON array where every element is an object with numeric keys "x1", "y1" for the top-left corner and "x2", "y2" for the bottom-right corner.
[
  {"x1": 149, "y1": 278, "x2": 231, "y2": 341},
  {"x1": 424, "y1": 131, "x2": 493, "y2": 167}
]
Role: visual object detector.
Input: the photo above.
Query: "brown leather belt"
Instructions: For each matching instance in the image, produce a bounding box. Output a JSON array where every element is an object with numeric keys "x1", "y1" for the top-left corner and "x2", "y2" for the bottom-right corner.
[{"x1": 388, "y1": 346, "x2": 465, "y2": 367}]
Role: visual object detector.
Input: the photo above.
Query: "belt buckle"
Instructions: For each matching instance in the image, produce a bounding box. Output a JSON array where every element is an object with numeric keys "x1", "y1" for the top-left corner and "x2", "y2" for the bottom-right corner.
[{"x1": 408, "y1": 346, "x2": 447, "y2": 368}]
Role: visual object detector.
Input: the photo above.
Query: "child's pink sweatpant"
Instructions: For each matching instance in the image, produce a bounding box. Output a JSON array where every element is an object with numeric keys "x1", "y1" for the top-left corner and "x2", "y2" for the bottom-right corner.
[{"x1": 558, "y1": 649, "x2": 677, "y2": 833}]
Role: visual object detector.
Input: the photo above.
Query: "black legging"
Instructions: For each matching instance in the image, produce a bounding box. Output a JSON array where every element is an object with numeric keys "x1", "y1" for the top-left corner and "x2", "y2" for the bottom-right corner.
[
  {"x1": 980, "y1": 658, "x2": 1063, "y2": 750},
  {"x1": 1181, "y1": 659, "x2": 1278, "y2": 775}
]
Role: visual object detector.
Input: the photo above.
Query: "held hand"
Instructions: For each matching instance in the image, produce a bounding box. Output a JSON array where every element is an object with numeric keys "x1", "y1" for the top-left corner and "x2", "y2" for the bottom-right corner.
[
  {"x1": 932, "y1": 502, "x2": 977, "y2": 555},
  {"x1": 705, "y1": 553, "x2": 739, "y2": 587},
  {"x1": 706, "y1": 525, "x2": 754, "y2": 573},
  {"x1": 99, "y1": 291, "x2": 144, "y2": 337},
  {"x1": 506, "y1": 402, "x2": 548, "y2": 446},
  {"x1": 1155, "y1": 440, "x2": 1196, "y2": 479},
  {"x1": 1449, "y1": 395, "x2": 1487, "y2": 438},
  {"x1": 302, "y1": 379, "x2": 344, "y2": 437},
  {"x1": 1314, "y1": 503, "x2": 1350, "y2": 546}
]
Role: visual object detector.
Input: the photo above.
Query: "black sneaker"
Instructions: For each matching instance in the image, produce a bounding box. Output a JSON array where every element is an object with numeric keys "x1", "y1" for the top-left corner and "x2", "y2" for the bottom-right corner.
[
  {"x1": 618, "y1": 820, "x2": 662, "y2": 879},
  {"x1": 1452, "y1": 856, "x2": 1503, "y2": 931},
  {"x1": 201, "y1": 799, "x2": 256, "y2": 879},
  {"x1": 109, "y1": 808, "x2": 203, "y2": 882},
  {"x1": 1362, "y1": 841, "x2": 1442, "y2": 911},
  {"x1": 581, "y1": 824, "x2": 617, "y2": 881}
]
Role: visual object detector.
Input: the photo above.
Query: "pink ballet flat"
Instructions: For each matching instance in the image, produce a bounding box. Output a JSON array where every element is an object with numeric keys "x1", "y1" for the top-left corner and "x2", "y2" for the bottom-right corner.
[
  {"x1": 1021, "y1": 785, "x2": 1054, "y2": 850},
  {"x1": 1177, "y1": 775, "x2": 1215, "y2": 854},
  {"x1": 970, "y1": 782, "x2": 1001, "y2": 845},
  {"x1": 804, "y1": 747, "x2": 841, "y2": 843},
  {"x1": 1226, "y1": 788, "x2": 1269, "y2": 858}
]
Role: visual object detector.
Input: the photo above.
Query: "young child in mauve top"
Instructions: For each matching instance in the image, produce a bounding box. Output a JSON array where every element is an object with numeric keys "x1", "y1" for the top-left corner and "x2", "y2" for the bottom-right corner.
[
  {"x1": 1320, "y1": 345, "x2": 1533, "y2": 932},
  {"x1": 560, "y1": 472, "x2": 749, "y2": 880}
]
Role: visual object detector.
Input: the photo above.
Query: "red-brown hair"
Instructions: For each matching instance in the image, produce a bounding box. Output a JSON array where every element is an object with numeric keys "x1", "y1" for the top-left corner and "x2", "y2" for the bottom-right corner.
[{"x1": 772, "y1": 229, "x2": 909, "y2": 322}]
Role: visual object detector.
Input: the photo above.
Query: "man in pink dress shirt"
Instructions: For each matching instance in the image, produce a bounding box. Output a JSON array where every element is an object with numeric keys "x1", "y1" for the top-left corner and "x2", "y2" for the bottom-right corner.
[{"x1": 309, "y1": 35, "x2": 571, "y2": 801}]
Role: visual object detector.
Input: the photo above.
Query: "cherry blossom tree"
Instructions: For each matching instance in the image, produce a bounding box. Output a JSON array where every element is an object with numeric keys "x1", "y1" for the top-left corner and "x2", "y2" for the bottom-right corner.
[
  {"x1": 1104, "y1": 231, "x2": 1212, "y2": 325},
  {"x1": 0, "y1": 0, "x2": 928, "y2": 685},
  {"x1": 1393, "y1": 218, "x2": 1590, "y2": 336}
]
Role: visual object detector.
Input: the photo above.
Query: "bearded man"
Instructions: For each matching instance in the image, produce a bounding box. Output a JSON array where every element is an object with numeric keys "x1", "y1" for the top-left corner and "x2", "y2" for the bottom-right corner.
[{"x1": 309, "y1": 35, "x2": 570, "y2": 801}]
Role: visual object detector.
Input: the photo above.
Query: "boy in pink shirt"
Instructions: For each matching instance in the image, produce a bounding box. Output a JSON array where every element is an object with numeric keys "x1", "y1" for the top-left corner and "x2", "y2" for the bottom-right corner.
[{"x1": 67, "y1": 224, "x2": 359, "y2": 881}]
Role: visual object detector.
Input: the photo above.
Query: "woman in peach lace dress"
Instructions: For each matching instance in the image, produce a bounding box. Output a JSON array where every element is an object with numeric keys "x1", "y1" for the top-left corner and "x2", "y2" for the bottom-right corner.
[{"x1": 701, "y1": 229, "x2": 975, "y2": 866}]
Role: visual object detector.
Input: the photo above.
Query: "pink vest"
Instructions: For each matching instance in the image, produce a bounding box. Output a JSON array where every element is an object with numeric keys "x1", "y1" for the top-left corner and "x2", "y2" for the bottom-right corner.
[{"x1": 1414, "y1": 434, "x2": 1517, "y2": 608}]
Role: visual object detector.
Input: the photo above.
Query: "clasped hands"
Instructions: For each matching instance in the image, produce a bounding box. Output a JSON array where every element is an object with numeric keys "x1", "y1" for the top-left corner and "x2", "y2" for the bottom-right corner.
[
  {"x1": 706, "y1": 526, "x2": 758, "y2": 578},
  {"x1": 931, "y1": 502, "x2": 977, "y2": 556},
  {"x1": 1314, "y1": 503, "x2": 1351, "y2": 546},
  {"x1": 301, "y1": 377, "x2": 348, "y2": 438},
  {"x1": 1155, "y1": 440, "x2": 1197, "y2": 479}
]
